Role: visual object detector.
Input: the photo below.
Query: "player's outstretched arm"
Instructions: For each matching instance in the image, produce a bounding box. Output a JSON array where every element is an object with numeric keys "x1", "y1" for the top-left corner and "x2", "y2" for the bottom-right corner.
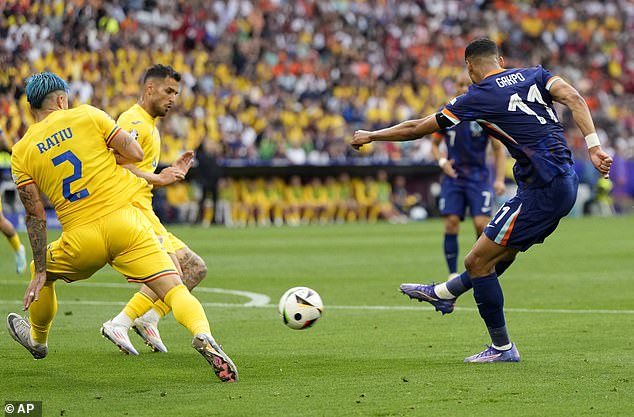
[
  {"x1": 123, "y1": 164, "x2": 186, "y2": 187},
  {"x1": 17, "y1": 183, "x2": 47, "y2": 310},
  {"x1": 121, "y1": 151, "x2": 194, "y2": 187},
  {"x1": 109, "y1": 129, "x2": 144, "y2": 163},
  {"x1": 549, "y1": 79, "x2": 612, "y2": 178},
  {"x1": 351, "y1": 113, "x2": 440, "y2": 150}
]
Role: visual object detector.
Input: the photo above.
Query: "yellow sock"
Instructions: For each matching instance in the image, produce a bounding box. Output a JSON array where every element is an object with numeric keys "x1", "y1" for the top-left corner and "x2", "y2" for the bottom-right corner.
[
  {"x1": 122, "y1": 292, "x2": 155, "y2": 321},
  {"x1": 164, "y1": 284, "x2": 210, "y2": 335},
  {"x1": 8, "y1": 233, "x2": 21, "y2": 252},
  {"x1": 30, "y1": 281, "x2": 57, "y2": 344},
  {"x1": 153, "y1": 300, "x2": 172, "y2": 317}
]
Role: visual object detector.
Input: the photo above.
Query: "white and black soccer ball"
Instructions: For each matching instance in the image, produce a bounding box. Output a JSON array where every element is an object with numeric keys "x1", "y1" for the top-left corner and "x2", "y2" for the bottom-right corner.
[{"x1": 278, "y1": 287, "x2": 324, "y2": 330}]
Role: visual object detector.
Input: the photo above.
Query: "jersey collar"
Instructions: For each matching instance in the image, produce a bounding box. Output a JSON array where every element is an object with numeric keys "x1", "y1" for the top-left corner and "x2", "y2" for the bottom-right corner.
[
  {"x1": 482, "y1": 68, "x2": 506, "y2": 80},
  {"x1": 133, "y1": 103, "x2": 158, "y2": 125}
]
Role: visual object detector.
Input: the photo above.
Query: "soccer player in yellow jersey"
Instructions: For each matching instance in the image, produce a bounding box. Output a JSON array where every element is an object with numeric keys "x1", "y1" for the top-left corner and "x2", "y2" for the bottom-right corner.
[
  {"x1": 101, "y1": 65, "x2": 209, "y2": 355},
  {"x1": 0, "y1": 127, "x2": 27, "y2": 274},
  {"x1": 6, "y1": 72, "x2": 237, "y2": 382}
]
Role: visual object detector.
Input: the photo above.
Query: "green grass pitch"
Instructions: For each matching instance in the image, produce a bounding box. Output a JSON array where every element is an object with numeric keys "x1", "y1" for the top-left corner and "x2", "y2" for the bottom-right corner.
[{"x1": 1, "y1": 215, "x2": 633, "y2": 416}]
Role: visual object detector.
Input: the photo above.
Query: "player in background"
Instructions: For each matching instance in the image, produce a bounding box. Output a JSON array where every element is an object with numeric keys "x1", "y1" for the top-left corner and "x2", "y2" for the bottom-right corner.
[
  {"x1": 0, "y1": 127, "x2": 27, "y2": 274},
  {"x1": 432, "y1": 73, "x2": 506, "y2": 279},
  {"x1": 351, "y1": 38, "x2": 612, "y2": 362},
  {"x1": 6, "y1": 72, "x2": 237, "y2": 382},
  {"x1": 102, "y1": 65, "x2": 208, "y2": 355}
]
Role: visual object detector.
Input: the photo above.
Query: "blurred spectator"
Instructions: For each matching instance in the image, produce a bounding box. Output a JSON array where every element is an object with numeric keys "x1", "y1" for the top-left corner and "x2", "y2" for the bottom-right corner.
[
  {"x1": 392, "y1": 175, "x2": 421, "y2": 217},
  {"x1": 195, "y1": 137, "x2": 223, "y2": 224},
  {"x1": 0, "y1": 0, "x2": 631, "y2": 168}
]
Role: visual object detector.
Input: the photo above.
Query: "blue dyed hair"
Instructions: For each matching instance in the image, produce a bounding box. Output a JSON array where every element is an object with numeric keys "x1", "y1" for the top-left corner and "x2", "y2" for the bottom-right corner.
[{"x1": 25, "y1": 72, "x2": 69, "y2": 109}]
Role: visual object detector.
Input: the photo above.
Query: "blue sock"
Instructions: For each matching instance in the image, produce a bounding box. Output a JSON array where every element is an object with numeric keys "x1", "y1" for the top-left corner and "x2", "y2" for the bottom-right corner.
[
  {"x1": 495, "y1": 258, "x2": 516, "y2": 277},
  {"x1": 443, "y1": 233, "x2": 458, "y2": 274},
  {"x1": 471, "y1": 272, "x2": 510, "y2": 348},
  {"x1": 445, "y1": 271, "x2": 473, "y2": 297}
]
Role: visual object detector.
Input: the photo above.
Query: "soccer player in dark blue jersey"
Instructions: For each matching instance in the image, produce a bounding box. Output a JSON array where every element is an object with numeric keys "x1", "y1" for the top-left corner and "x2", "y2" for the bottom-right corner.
[
  {"x1": 351, "y1": 38, "x2": 612, "y2": 363},
  {"x1": 432, "y1": 73, "x2": 506, "y2": 280}
]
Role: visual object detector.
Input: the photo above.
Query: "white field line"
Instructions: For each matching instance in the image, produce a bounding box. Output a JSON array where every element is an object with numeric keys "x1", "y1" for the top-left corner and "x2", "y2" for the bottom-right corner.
[{"x1": 0, "y1": 281, "x2": 633, "y2": 315}]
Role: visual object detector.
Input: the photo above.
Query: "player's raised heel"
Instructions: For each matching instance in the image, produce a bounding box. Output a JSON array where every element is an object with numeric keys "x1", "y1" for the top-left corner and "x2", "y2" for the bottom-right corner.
[
  {"x1": 132, "y1": 317, "x2": 168, "y2": 353},
  {"x1": 6, "y1": 313, "x2": 48, "y2": 359},
  {"x1": 192, "y1": 334, "x2": 238, "y2": 383},
  {"x1": 399, "y1": 283, "x2": 456, "y2": 315},
  {"x1": 464, "y1": 344, "x2": 521, "y2": 363},
  {"x1": 101, "y1": 320, "x2": 139, "y2": 356}
]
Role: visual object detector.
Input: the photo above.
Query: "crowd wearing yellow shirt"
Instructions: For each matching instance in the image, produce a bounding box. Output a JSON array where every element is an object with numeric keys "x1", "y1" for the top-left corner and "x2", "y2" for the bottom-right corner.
[
  {"x1": 1, "y1": 0, "x2": 631, "y2": 166},
  {"x1": 209, "y1": 172, "x2": 409, "y2": 227}
]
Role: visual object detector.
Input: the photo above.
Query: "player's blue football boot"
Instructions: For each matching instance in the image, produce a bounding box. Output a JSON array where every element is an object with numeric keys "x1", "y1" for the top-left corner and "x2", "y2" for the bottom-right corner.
[
  {"x1": 464, "y1": 344, "x2": 521, "y2": 363},
  {"x1": 399, "y1": 283, "x2": 456, "y2": 315}
]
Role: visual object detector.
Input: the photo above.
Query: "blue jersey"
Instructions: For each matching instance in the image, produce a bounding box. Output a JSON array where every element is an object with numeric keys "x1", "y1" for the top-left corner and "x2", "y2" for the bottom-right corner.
[
  {"x1": 435, "y1": 121, "x2": 489, "y2": 182},
  {"x1": 441, "y1": 66, "x2": 572, "y2": 187}
]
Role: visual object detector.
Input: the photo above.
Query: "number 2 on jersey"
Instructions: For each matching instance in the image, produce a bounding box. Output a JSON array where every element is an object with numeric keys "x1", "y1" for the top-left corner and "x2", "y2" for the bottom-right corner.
[{"x1": 52, "y1": 150, "x2": 90, "y2": 202}]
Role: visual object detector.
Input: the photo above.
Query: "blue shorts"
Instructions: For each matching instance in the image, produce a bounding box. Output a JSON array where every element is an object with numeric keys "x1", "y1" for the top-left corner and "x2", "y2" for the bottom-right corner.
[
  {"x1": 484, "y1": 169, "x2": 578, "y2": 252},
  {"x1": 439, "y1": 178, "x2": 493, "y2": 220}
]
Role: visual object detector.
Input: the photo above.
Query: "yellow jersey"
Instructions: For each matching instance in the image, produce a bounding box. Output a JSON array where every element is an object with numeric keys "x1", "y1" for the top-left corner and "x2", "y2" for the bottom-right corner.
[
  {"x1": 11, "y1": 104, "x2": 148, "y2": 230},
  {"x1": 117, "y1": 103, "x2": 160, "y2": 204}
]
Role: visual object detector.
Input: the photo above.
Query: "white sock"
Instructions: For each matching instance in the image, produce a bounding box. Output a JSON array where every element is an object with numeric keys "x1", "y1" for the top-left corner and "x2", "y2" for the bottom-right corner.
[
  {"x1": 141, "y1": 308, "x2": 161, "y2": 324},
  {"x1": 492, "y1": 343, "x2": 512, "y2": 351},
  {"x1": 111, "y1": 311, "x2": 133, "y2": 328},
  {"x1": 434, "y1": 282, "x2": 455, "y2": 299}
]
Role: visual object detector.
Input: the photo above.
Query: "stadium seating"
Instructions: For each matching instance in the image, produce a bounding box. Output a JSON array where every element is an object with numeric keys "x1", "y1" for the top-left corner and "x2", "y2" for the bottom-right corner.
[{"x1": 1, "y1": 0, "x2": 632, "y2": 221}]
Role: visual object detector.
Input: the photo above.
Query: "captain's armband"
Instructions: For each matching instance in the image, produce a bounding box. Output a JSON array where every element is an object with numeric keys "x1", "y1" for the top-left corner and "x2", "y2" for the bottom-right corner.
[{"x1": 435, "y1": 112, "x2": 454, "y2": 129}]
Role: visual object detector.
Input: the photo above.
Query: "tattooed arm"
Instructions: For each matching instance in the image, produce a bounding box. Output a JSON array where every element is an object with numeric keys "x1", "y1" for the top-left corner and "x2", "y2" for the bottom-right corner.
[
  {"x1": 109, "y1": 129, "x2": 144, "y2": 163},
  {"x1": 18, "y1": 183, "x2": 48, "y2": 310}
]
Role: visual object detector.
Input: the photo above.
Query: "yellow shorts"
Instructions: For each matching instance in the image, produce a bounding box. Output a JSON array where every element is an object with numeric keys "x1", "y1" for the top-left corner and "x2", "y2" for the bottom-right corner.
[
  {"x1": 46, "y1": 204, "x2": 177, "y2": 283},
  {"x1": 132, "y1": 199, "x2": 175, "y2": 253},
  {"x1": 132, "y1": 198, "x2": 189, "y2": 254},
  {"x1": 167, "y1": 232, "x2": 187, "y2": 252}
]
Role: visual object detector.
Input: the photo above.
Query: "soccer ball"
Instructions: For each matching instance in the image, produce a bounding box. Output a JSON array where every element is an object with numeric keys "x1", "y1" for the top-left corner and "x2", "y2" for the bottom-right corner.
[{"x1": 278, "y1": 287, "x2": 324, "y2": 330}]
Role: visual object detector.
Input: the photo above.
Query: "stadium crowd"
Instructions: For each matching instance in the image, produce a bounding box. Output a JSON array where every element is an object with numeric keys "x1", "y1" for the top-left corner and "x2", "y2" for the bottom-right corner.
[
  {"x1": 169, "y1": 171, "x2": 416, "y2": 227},
  {"x1": 1, "y1": 0, "x2": 632, "y2": 164},
  {"x1": 0, "y1": 0, "x2": 633, "y2": 223}
]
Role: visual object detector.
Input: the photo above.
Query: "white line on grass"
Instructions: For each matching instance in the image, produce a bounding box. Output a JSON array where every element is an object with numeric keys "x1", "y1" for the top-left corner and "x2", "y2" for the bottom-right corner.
[
  {"x1": 0, "y1": 298, "x2": 632, "y2": 314},
  {"x1": 0, "y1": 282, "x2": 633, "y2": 315},
  {"x1": 0, "y1": 280, "x2": 270, "y2": 307}
]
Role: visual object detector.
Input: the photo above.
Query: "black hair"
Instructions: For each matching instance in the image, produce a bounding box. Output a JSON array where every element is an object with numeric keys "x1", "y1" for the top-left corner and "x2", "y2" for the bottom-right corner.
[
  {"x1": 142, "y1": 64, "x2": 181, "y2": 84},
  {"x1": 464, "y1": 38, "x2": 499, "y2": 61}
]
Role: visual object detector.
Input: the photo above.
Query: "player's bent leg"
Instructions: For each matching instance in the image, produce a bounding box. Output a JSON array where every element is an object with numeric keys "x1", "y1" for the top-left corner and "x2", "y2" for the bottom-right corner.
[
  {"x1": 399, "y1": 283, "x2": 456, "y2": 314},
  {"x1": 464, "y1": 235, "x2": 519, "y2": 361},
  {"x1": 6, "y1": 276, "x2": 57, "y2": 359},
  {"x1": 0, "y1": 213, "x2": 26, "y2": 274},
  {"x1": 463, "y1": 233, "x2": 517, "y2": 278},
  {"x1": 147, "y1": 275, "x2": 238, "y2": 382},
  {"x1": 29, "y1": 279, "x2": 58, "y2": 345},
  {"x1": 7, "y1": 279, "x2": 57, "y2": 359},
  {"x1": 132, "y1": 245, "x2": 206, "y2": 352},
  {"x1": 131, "y1": 285, "x2": 170, "y2": 353},
  {"x1": 176, "y1": 247, "x2": 208, "y2": 290},
  {"x1": 7, "y1": 313, "x2": 48, "y2": 359},
  {"x1": 443, "y1": 215, "x2": 460, "y2": 276},
  {"x1": 494, "y1": 252, "x2": 517, "y2": 277}
]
